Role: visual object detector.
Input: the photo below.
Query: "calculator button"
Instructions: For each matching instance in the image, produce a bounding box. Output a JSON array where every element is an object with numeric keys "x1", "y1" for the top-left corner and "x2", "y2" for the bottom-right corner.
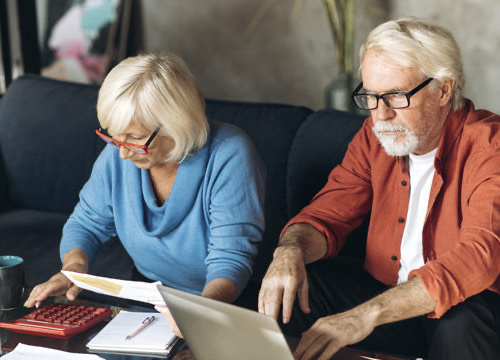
[{"x1": 0, "y1": 303, "x2": 112, "y2": 339}]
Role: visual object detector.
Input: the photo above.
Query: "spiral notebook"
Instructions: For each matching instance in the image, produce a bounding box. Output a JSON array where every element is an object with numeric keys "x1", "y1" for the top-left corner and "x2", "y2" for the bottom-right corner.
[{"x1": 86, "y1": 311, "x2": 180, "y2": 357}]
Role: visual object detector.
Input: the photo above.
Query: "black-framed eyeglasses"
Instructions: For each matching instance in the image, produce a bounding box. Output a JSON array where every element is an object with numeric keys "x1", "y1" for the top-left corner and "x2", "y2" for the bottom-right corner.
[
  {"x1": 95, "y1": 127, "x2": 161, "y2": 154},
  {"x1": 351, "y1": 78, "x2": 434, "y2": 110}
]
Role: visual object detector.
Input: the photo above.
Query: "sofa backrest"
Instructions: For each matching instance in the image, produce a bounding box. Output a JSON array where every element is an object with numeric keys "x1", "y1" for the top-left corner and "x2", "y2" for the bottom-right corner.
[
  {"x1": 205, "y1": 99, "x2": 312, "y2": 279},
  {"x1": 0, "y1": 75, "x2": 104, "y2": 214},
  {"x1": 0, "y1": 74, "x2": 367, "y2": 279},
  {"x1": 287, "y1": 108, "x2": 369, "y2": 258},
  {"x1": 0, "y1": 97, "x2": 9, "y2": 213},
  {"x1": 0, "y1": 75, "x2": 313, "y2": 281}
]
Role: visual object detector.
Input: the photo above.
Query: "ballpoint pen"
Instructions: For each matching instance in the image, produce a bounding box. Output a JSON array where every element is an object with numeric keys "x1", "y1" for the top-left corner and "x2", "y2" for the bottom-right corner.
[{"x1": 125, "y1": 315, "x2": 156, "y2": 340}]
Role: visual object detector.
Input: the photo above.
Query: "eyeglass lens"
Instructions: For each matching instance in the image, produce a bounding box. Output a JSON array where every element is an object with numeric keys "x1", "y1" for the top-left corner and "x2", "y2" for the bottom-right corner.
[
  {"x1": 352, "y1": 78, "x2": 434, "y2": 110},
  {"x1": 97, "y1": 131, "x2": 147, "y2": 154},
  {"x1": 355, "y1": 94, "x2": 409, "y2": 110}
]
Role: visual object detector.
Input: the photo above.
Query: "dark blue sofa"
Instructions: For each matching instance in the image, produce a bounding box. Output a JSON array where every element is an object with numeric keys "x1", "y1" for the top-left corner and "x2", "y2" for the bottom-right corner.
[{"x1": 0, "y1": 74, "x2": 367, "y2": 308}]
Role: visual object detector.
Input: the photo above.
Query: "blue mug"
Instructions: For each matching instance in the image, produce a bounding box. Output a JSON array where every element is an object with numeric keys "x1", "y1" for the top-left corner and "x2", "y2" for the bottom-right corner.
[{"x1": 0, "y1": 256, "x2": 25, "y2": 310}]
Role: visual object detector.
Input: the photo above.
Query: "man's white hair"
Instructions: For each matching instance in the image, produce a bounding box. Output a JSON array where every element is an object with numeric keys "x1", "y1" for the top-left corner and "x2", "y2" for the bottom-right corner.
[{"x1": 360, "y1": 17, "x2": 465, "y2": 111}]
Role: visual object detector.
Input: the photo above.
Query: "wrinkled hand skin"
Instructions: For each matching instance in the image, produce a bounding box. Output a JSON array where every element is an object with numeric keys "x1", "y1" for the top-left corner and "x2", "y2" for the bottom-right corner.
[
  {"x1": 259, "y1": 223, "x2": 328, "y2": 324},
  {"x1": 24, "y1": 272, "x2": 83, "y2": 308},
  {"x1": 293, "y1": 276, "x2": 437, "y2": 360},
  {"x1": 24, "y1": 249, "x2": 89, "y2": 308},
  {"x1": 293, "y1": 308, "x2": 375, "y2": 360},
  {"x1": 258, "y1": 245, "x2": 311, "y2": 323}
]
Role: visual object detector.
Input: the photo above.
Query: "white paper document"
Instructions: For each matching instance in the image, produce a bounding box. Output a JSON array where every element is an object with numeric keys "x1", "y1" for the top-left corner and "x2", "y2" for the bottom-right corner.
[
  {"x1": 61, "y1": 271, "x2": 165, "y2": 306},
  {"x1": 86, "y1": 311, "x2": 178, "y2": 357},
  {"x1": 0, "y1": 343, "x2": 104, "y2": 359}
]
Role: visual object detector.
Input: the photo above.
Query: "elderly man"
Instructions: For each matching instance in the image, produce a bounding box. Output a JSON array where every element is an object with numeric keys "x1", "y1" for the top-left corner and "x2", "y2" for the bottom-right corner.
[{"x1": 259, "y1": 18, "x2": 500, "y2": 360}]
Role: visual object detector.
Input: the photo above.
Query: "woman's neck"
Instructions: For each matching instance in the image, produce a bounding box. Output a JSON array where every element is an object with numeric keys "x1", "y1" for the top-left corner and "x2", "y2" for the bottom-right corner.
[{"x1": 149, "y1": 163, "x2": 179, "y2": 205}]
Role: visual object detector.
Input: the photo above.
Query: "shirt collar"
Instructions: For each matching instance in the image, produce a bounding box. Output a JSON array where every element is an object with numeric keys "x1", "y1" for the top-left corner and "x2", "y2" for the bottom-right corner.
[{"x1": 434, "y1": 99, "x2": 472, "y2": 167}]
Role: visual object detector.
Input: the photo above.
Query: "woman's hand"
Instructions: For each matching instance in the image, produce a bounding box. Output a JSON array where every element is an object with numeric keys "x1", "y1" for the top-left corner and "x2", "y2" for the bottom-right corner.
[
  {"x1": 24, "y1": 271, "x2": 82, "y2": 308},
  {"x1": 155, "y1": 305, "x2": 183, "y2": 338},
  {"x1": 24, "y1": 248, "x2": 89, "y2": 308}
]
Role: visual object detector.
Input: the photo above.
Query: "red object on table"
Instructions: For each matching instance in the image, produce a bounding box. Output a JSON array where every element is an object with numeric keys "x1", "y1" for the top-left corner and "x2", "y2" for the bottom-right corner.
[{"x1": 0, "y1": 303, "x2": 112, "y2": 339}]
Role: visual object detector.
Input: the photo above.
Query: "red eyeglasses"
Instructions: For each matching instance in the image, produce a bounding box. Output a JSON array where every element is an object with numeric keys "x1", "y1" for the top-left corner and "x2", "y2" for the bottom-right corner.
[{"x1": 95, "y1": 127, "x2": 160, "y2": 154}]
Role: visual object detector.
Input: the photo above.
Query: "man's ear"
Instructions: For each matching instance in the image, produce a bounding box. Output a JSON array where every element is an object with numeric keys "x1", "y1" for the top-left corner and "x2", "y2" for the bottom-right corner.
[{"x1": 438, "y1": 79, "x2": 455, "y2": 107}]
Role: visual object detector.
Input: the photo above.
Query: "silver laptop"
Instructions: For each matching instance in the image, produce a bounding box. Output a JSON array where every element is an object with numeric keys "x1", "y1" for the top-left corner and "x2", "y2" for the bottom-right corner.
[{"x1": 157, "y1": 285, "x2": 294, "y2": 360}]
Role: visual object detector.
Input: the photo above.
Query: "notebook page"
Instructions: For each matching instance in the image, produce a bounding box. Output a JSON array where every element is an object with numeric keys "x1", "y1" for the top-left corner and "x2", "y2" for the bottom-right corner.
[{"x1": 87, "y1": 311, "x2": 176, "y2": 353}]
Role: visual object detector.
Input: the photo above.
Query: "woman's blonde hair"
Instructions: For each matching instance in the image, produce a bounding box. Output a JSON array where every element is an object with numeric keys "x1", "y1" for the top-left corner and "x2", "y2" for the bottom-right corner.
[
  {"x1": 97, "y1": 52, "x2": 209, "y2": 163},
  {"x1": 360, "y1": 17, "x2": 465, "y2": 111}
]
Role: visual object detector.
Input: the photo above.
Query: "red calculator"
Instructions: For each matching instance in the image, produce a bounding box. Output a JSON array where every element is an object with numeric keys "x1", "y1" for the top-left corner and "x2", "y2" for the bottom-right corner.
[{"x1": 0, "y1": 303, "x2": 112, "y2": 339}]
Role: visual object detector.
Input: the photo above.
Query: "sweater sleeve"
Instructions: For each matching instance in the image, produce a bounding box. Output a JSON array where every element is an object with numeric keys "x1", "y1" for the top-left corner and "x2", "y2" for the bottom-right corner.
[
  {"x1": 204, "y1": 130, "x2": 266, "y2": 295},
  {"x1": 410, "y1": 148, "x2": 500, "y2": 318},
  {"x1": 60, "y1": 147, "x2": 117, "y2": 262},
  {"x1": 283, "y1": 120, "x2": 373, "y2": 257}
]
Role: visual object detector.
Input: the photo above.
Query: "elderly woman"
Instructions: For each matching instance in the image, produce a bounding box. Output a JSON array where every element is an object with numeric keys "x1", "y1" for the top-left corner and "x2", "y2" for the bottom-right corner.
[{"x1": 25, "y1": 53, "x2": 266, "y2": 333}]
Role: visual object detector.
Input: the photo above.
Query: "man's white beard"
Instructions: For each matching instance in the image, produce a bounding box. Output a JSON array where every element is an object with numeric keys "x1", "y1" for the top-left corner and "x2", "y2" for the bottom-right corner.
[{"x1": 372, "y1": 121, "x2": 419, "y2": 157}]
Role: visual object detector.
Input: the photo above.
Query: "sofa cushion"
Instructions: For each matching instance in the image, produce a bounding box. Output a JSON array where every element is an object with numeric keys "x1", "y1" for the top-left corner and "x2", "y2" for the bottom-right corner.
[
  {"x1": 0, "y1": 74, "x2": 105, "y2": 214},
  {"x1": 206, "y1": 99, "x2": 312, "y2": 279},
  {"x1": 287, "y1": 109, "x2": 368, "y2": 258}
]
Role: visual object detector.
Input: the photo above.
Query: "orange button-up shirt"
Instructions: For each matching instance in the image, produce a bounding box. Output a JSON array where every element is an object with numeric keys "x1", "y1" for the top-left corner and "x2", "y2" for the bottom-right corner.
[{"x1": 286, "y1": 100, "x2": 500, "y2": 318}]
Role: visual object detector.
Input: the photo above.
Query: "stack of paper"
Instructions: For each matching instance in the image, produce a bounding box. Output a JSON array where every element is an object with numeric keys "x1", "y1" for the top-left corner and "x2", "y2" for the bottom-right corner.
[
  {"x1": 0, "y1": 343, "x2": 104, "y2": 359},
  {"x1": 86, "y1": 311, "x2": 179, "y2": 357},
  {"x1": 61, "y1": 271, "x2": 165, "y2": 306}
]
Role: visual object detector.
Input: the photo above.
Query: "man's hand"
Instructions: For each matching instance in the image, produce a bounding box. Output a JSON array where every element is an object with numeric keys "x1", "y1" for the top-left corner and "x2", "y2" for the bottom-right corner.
[
  {"x1": 294, "y1": 276, "x2": 437, "y2": 359},
  {"x1": 258, "y1": 245, "x2": 310, "y2": 323},
  {"x1": 259, "y1": 223, "x2": 327, "y2": 323},
  {"x1": 294, "y1": 308, "x2": 375, "y2": 360}
]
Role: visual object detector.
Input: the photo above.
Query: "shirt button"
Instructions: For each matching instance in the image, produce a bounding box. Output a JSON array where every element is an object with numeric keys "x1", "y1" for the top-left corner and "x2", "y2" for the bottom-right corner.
[
  {"x1": 391, "y1": 255, "x2": 398, "y2": 261},
  {"x1": 401, "y1": 180, "x2": 407, "y2": 186},
  {"x1": 398, "y1": 217, "x2": 405, "y2": 223}
]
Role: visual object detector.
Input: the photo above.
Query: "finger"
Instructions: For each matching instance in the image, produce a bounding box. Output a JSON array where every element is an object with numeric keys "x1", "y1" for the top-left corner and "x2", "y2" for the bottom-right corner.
[
  {"x1": 300, "y1": 339, "x2": 333, "y2": 360},
  {"x1": 281, "y1": 284, "x2": 297, "y2": 324},
  {"x1": 66, "y1": 285, "x2": 82, "y2": 301},
  {"x1": 26, "y1": 285, "x2": 54, "y2": 308},
  {"x1": 297, "y1": 276, "x2": 310, "y2": 314},
  {"x1": 24, "y1": 286, "x2": 43, "y2": 307},
  {"x1": 258, "y1": 283, "x2": 274, "y2": 315},
  {"x1": 294, "y1": 331, "x2": 328, "y2": 360},
  {"x1": 317, "y1": 343, "x2": 342, "y2": 360},
  {"x1": 263, "y1": 287, "x2": 284, "y2": 320},
  {"x1": 258, "y1": 286, "x2": 266, "y2": 314},
  {"x1": 293, "y1": 335, "x2": 314, "y2": 360}
]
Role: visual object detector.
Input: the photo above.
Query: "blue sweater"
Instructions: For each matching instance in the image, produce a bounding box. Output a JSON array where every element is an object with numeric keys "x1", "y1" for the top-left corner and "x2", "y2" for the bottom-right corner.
[{"x1": 60, "y1": 121, "x2": 266, "y2": 295}]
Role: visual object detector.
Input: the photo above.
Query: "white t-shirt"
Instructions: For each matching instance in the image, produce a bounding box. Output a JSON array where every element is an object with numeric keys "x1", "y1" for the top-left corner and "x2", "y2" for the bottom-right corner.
[{"x1": 397, "y1": 148, "x2": 437, "y2": 285}]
